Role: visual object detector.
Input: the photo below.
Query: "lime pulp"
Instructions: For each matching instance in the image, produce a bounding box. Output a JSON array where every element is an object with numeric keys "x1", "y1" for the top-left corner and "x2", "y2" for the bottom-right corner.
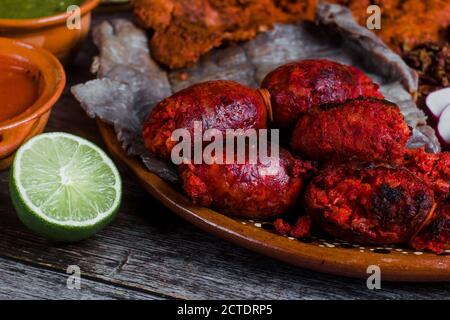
[{"x1": 9, "y1": 132, "x2": 122, "y2": 242}]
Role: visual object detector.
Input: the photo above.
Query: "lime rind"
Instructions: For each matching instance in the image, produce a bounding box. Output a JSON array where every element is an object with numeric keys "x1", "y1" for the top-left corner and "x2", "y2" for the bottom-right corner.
[
  {"x1": 10, "y1": 176, "x2": 120, "y2": 242},
  {"x1": 11, "y1": 133, "x2": 122, "y2": 234}
]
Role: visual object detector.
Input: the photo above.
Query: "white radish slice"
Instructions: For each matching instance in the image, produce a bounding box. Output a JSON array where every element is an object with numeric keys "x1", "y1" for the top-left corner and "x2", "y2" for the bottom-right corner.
[
  {"x1": 437, "y1": 104, "x2": 450, "y2": 147},
  {"x1": 426, "y1": 87, "x2": 450, "y2": 120}
]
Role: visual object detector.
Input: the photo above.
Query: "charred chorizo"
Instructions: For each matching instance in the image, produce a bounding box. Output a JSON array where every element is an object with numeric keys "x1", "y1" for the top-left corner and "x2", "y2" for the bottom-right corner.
[
  {"x1": 304, "y1": 162, "x2": 435, "y2": 245},
  {"x1": 291, "y1": 98, "x2": 411, "y2": 163},
  {"x1": 143, "y1": 80, "x2": 268, "y2": 160},
  {"x1": 261, "y1": 59, "x2": 383, "y2": 129},
  {"x1": 179, "y1": 148, "x2": 315, "y2": 218},
  {"x1": 403, "y1": 148, "x2": 450, "y2": 201},
  {"x1": 410, "y1": 204, "x2": 450, "y2": 254}
]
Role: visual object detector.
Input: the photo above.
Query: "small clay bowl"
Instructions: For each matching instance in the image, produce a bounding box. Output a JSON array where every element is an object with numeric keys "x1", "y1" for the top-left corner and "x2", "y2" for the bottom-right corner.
[
  {"x1": 0, "y1": 38, "x2": 66, "y2": 170},
  {"x1": 0, "y1": 0, "x2": 100, "y2": 64}
]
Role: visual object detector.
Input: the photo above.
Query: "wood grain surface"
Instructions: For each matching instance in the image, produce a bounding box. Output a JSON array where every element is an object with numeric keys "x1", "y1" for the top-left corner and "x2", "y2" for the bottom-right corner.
[{"x1": 0, "y1": 12, "x2": 449, "y2": 300}]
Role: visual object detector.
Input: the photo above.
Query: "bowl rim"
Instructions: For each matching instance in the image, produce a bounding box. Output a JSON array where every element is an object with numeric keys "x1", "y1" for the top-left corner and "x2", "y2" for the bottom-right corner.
[
  {"x1": 0, "y1": 38, "x2": 66, "y2": 131},
  {"x1": 0, "y1": 0, "x2": 100, "y2": 28}
]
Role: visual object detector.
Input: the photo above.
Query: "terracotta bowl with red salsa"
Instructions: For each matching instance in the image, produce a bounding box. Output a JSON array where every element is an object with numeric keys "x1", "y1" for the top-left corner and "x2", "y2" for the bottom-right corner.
[{"x1": 0, "y1": 37, "x2": 65, "y2": 169}]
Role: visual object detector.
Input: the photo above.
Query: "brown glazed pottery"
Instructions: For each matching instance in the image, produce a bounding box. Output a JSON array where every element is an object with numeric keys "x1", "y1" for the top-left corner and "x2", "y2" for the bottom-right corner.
[
  {"x1": 0, "y1": 38, "x2": 66, "y2": 170},
  {"x1": 0, "y1": 0, "x2": 100, "y2": 63}
]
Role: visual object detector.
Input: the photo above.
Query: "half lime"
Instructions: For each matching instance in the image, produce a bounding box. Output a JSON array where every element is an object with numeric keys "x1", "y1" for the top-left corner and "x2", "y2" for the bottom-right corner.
[{"x1": 10, "y1": 132, "x2": 122, "y2": 242}]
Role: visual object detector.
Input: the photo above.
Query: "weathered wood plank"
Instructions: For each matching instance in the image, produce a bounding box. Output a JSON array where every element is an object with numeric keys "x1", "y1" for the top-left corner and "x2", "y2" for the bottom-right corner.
[
  {"x1": 0, "y1": 256, "x2": 161, "y2": 300},
  {"x1": 0, "y1": 12, "x2": 449, "y2": 300},
  {"x1": 1, "y1": 164, "x2": 450, "y2": 299}
]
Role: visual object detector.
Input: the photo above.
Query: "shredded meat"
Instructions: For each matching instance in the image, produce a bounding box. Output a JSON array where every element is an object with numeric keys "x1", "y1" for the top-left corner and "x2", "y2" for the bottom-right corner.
[
  {"x1": 274, "y1": 216, "x2": 312, "y2": 238},
  {"x1": 402, "y1": 42, "x2": 450, "y2": 108}
]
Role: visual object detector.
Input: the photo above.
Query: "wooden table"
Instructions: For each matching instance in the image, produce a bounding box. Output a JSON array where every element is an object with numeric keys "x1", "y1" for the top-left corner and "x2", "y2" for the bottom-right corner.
[{"x1": 1, "y1": 12, "x2": 449, "y2": 300}]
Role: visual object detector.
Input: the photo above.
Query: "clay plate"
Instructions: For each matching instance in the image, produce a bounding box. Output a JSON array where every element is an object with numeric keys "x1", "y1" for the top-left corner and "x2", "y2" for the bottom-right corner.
[{"x1": 97, "y1": 121, "x2": 450, "y2": 282}]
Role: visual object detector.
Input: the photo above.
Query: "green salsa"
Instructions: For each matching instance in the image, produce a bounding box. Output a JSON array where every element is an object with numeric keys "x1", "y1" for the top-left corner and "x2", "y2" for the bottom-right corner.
[{"x1": 0, "y1": 0, "x2": 84, "y2": 19}]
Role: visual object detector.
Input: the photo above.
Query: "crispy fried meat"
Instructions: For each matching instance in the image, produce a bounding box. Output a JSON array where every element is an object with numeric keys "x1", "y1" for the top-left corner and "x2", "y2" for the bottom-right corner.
[
  {"x1": 330, "y1": 0, "x2": 450, "y2": 51},
  {"x1": 132, "y1": 0, "x2": 316, "y2": 69}
]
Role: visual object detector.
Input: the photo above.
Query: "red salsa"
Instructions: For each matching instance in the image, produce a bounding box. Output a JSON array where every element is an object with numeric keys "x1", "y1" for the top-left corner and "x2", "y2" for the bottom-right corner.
[{"x1": 0, "y1": 60, "x2": 39, "y2": 122}]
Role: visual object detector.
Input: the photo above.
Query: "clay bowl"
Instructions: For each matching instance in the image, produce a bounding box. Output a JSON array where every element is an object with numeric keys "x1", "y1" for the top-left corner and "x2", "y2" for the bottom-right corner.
[
  {"x1": 0, "y1": 38, "x2": 66, "y2": 170},
  {"x1": 0, "y1": 0, "x2": 100, "y2": 64}
]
